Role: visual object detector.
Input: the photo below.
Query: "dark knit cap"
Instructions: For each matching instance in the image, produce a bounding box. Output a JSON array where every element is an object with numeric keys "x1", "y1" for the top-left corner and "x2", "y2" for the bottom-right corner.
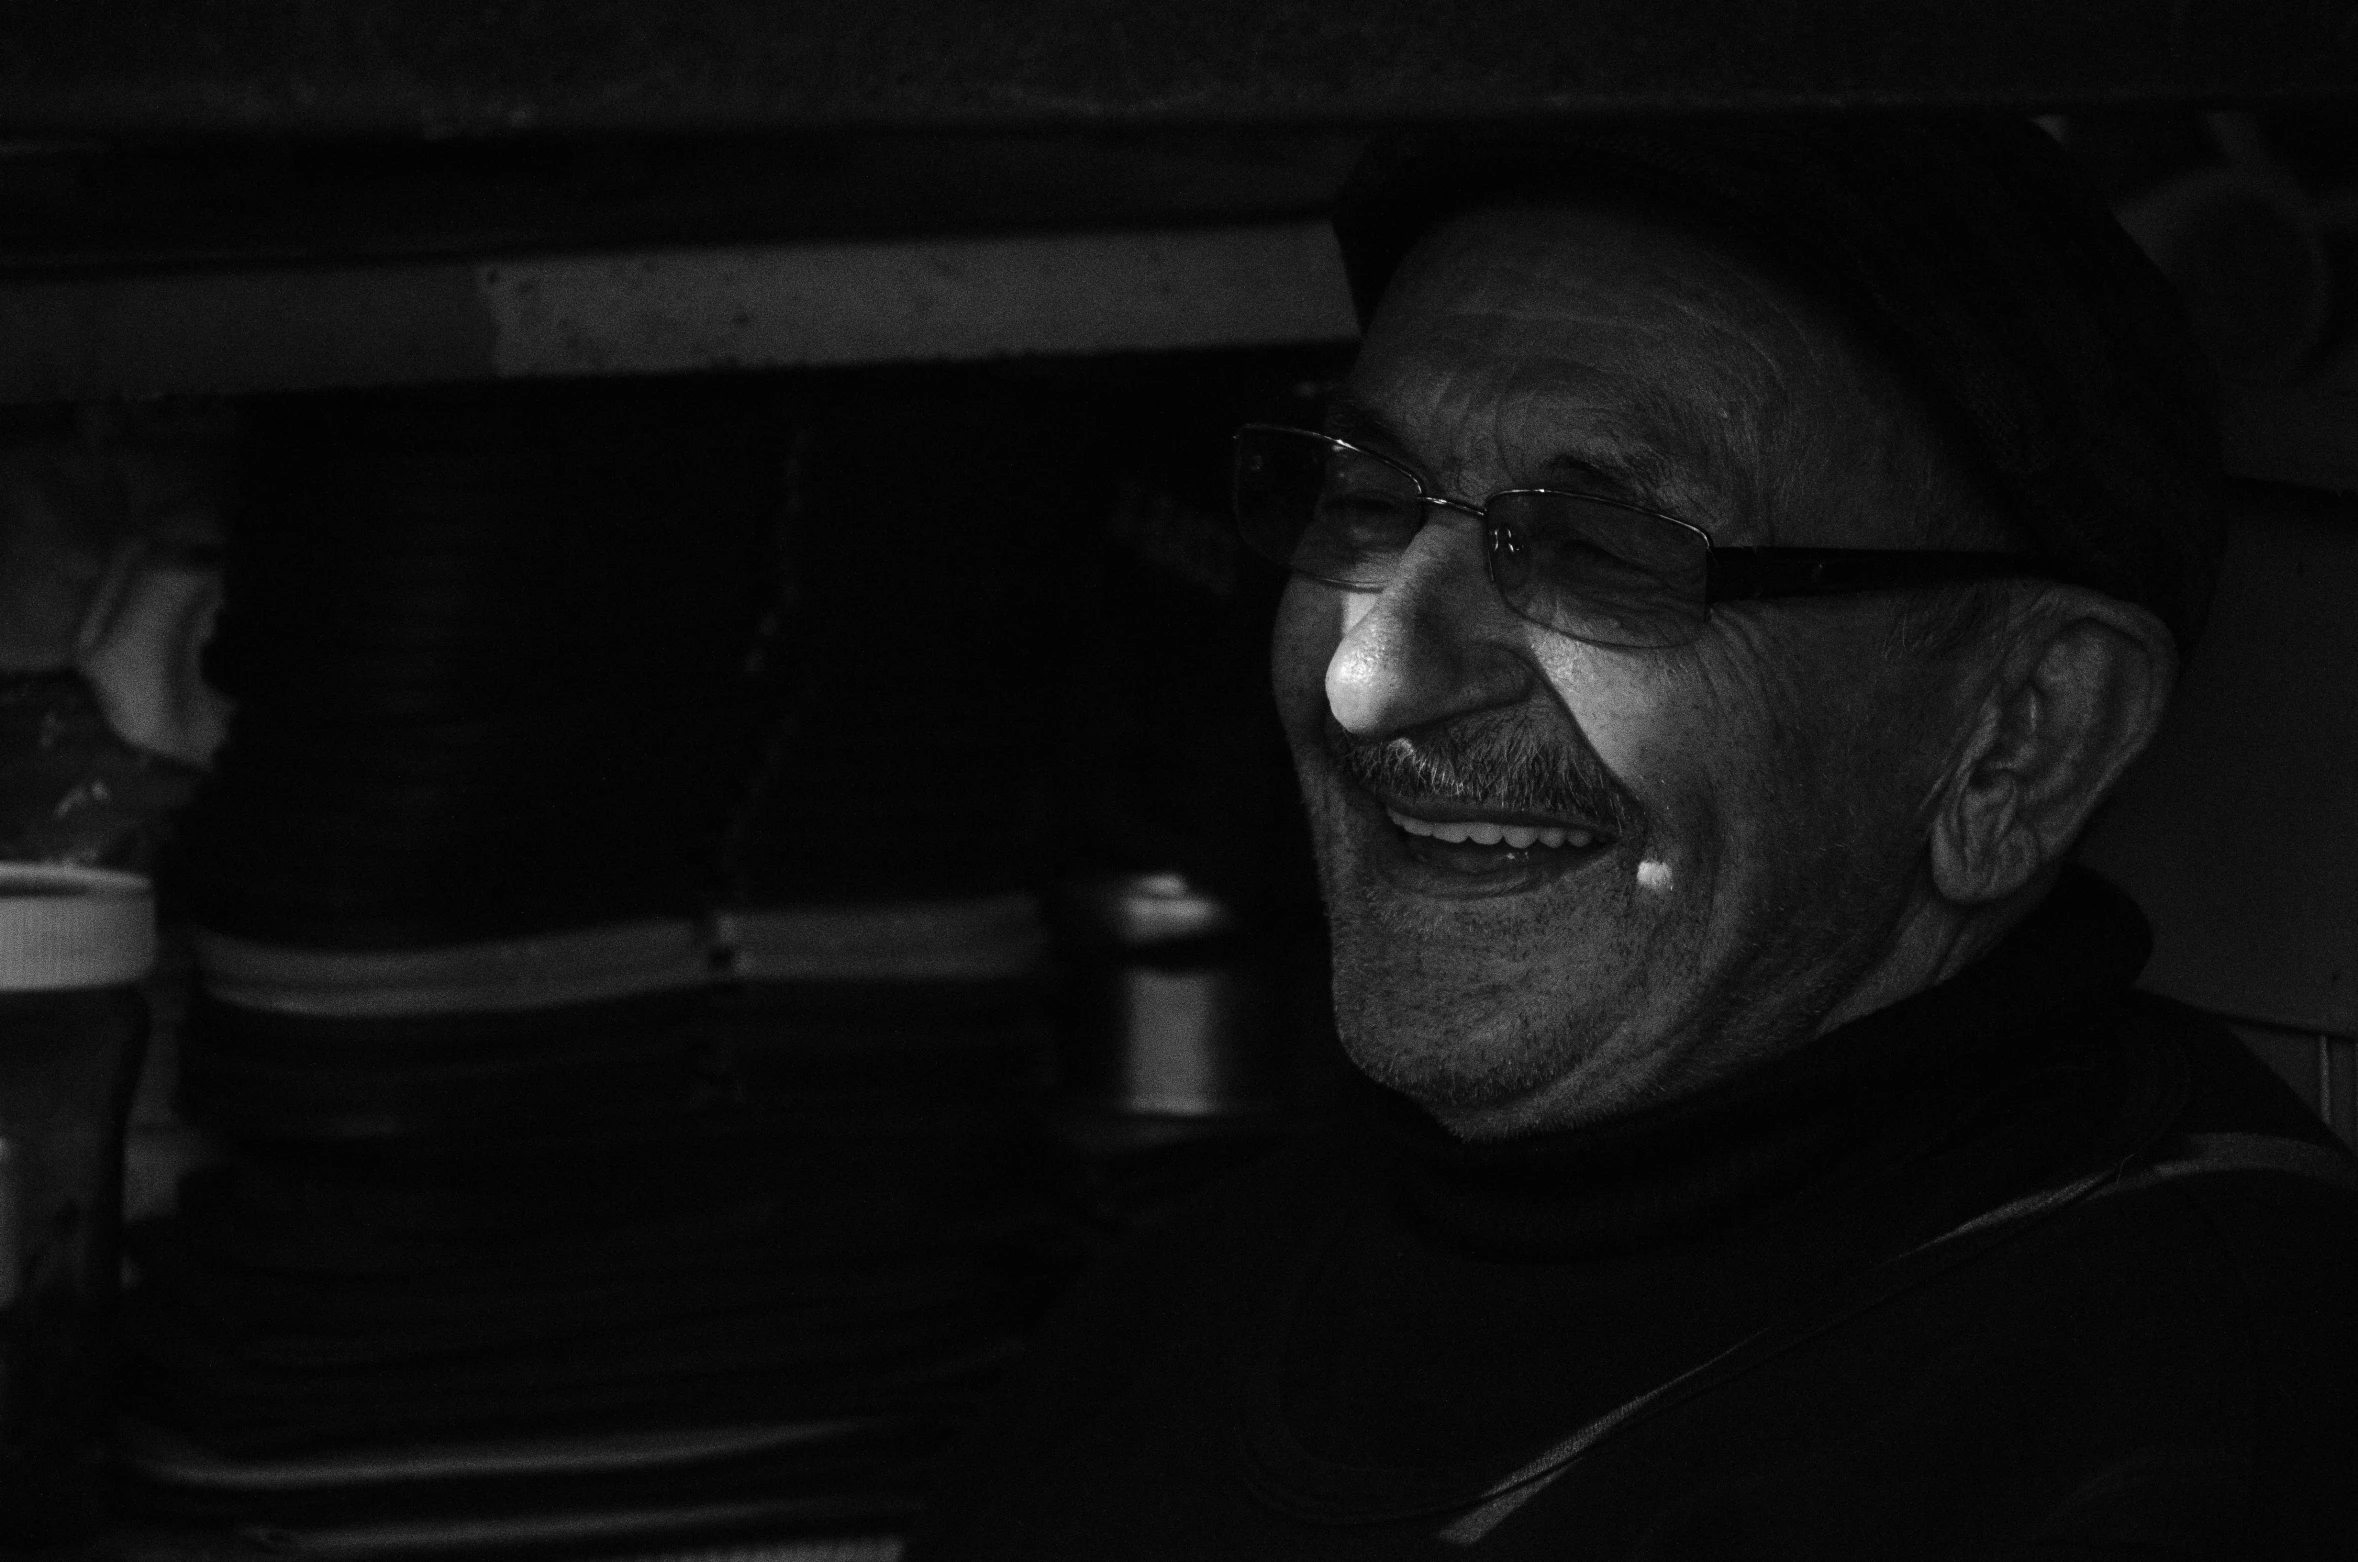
[{"x1": 1332, "y1": 117, "x2": 2225, "y2": 651}]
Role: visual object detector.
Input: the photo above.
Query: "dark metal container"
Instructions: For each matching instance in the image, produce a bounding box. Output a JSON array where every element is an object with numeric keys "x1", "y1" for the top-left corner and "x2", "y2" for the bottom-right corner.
[{"x1": 1055, "y1": 873, "x2": 1275, "y2": 1120}]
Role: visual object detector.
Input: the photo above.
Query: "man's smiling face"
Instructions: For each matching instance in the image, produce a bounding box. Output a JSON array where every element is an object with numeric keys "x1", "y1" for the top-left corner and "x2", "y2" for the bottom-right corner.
[{"x1": 1274, "y1": 201, "x2": 1988, "y2": 1139}]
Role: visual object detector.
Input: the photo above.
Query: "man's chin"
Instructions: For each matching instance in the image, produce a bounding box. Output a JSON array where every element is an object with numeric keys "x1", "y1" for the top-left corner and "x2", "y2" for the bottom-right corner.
[
  {"x1": 1313, "y1": 794, "x2": 1672, "y2": 1131},
  {"x1": 1333, "y1": 992, "x2": 1584, "y2": 1115},
  {"x1": 1346, "y1": 1046, "x2": 1549, "y2": 1115},
  {"x1": 1340, "y1": 1018, "x2": 1679, "y2": 1141}
]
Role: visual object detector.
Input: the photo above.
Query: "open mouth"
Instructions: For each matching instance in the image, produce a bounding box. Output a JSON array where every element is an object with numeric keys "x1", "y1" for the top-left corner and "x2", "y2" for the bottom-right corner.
[
  {"x1": 1372, "y1": 799, "x2": 1619, "y2": 885},
  {"x1": 1384, "y1": 808, "x2": 1602, "y2": 852}
]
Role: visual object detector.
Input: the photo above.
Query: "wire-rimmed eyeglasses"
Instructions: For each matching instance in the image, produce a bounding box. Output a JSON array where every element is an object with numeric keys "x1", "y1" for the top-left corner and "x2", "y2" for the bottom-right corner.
[{"x1": 1231, "y1": 424, "x2": 2045, "y2": 650}]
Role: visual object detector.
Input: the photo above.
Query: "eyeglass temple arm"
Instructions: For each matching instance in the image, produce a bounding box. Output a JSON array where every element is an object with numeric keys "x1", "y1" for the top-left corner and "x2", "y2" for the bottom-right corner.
[{"x1": 1705, "y1": 548, "x2": 2046, "y2": 603}]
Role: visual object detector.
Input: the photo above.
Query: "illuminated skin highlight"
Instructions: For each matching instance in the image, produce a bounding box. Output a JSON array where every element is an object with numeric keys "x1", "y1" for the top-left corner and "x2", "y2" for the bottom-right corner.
[{"x1": 1274, "y1": 202, "x2": 2177, "y2": 1141}]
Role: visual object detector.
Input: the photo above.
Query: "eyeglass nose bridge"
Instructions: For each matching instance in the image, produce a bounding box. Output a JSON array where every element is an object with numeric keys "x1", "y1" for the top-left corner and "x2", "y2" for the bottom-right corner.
[
  {"x1": 1412, "y1": 491, "x2": 1499, "y2": 551},
  {"x1": 1394, "y1": 491, "x2": 1532, "y2": 615},
  {"x1": 1411, "y1": 491, "x2": 1526, "y2": 585}
]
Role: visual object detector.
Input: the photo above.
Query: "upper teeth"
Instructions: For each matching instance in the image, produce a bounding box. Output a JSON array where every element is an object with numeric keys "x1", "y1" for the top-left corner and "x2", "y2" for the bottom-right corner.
[{"x1": 1385, "y1": 808, "x2": 1595, "y2": 850}]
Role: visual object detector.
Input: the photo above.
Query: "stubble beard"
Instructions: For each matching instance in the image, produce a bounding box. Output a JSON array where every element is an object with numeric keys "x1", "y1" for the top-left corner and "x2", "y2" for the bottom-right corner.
[{"x1": 1306, "y1": 712, "x2": 1651, "y2": 1112}]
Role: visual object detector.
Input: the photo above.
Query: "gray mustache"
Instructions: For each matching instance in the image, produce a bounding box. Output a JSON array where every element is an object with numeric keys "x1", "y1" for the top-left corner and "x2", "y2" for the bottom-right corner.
[{"x1": 1324, "y1": 714, "x2": 1643, "y2": 834}]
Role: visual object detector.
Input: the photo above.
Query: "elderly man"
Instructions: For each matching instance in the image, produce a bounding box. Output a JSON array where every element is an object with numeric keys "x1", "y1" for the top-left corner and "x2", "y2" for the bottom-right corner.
[{"x1": 912, "y1": 118, "x2": 2358, "y2": 1558}]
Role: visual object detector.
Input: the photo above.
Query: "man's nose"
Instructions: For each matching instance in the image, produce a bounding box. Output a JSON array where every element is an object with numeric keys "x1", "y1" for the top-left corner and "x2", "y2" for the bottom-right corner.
[{"x1": 1323, "y1": 513, "x2": 1538, "y2": 738}]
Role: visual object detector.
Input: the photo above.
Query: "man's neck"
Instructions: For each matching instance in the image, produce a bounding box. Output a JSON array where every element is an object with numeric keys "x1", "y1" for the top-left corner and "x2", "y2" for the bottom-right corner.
[{"x1": 1813, "y1": 870, "x2": 2057, "y2": 1039}]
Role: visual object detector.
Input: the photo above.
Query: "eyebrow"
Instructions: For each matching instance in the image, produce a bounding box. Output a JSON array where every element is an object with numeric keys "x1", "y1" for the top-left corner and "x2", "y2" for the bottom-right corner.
[{"x1": 1321, "y1": 388, "x2": 1684, "y2": 515}]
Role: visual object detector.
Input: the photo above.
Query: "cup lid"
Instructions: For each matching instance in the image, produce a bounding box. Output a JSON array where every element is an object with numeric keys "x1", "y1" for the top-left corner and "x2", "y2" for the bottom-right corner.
[
  {"x1": 1065, "y1": 872, "x2": 1235, "y2": 946},
  {"x1": 0, "y1": 863, "x2": 156, "y2": 991}
]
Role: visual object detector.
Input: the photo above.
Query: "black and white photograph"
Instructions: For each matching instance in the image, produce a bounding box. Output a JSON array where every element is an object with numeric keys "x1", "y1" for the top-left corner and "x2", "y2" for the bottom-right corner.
[{"x1": 0, "y1": 6, "x2": 2353, "y2": 1558}]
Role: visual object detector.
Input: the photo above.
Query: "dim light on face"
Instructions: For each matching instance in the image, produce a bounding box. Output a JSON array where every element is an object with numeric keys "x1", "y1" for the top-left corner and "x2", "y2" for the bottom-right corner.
[{"x1": 1273, "y1": 203, "x2": 1972, "y2": 1139}]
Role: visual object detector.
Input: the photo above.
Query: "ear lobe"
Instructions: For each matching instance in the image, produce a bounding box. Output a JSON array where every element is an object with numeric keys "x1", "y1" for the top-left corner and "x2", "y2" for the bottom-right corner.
[{"x1": 1929, "y1": 591, "x2": 2177, "y2": 906}]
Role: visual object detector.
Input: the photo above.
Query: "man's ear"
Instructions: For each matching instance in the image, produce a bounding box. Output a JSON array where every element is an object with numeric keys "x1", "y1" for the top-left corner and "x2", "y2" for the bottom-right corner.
[{"x1": 1928, "y1": 589, "x2": 2178, "y2": 906}]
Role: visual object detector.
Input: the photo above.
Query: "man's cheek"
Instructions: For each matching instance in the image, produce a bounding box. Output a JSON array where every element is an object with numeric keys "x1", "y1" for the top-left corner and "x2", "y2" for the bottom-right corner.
[
  {"x1": 1553, "y1": 679, "x2": 1699, "y2": 861},
  {"x1": 1269, "y1": 579, "x2": 1349, "y2": 732},
  {"x1": 1538, "y1": 641, "x2": 1697, "y2": 774}
]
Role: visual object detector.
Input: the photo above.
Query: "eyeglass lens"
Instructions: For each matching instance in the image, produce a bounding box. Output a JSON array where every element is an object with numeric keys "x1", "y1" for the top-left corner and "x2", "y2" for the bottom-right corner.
[{"x1": 1232, "y1": 427, "x2": 1711, "y2": 649}]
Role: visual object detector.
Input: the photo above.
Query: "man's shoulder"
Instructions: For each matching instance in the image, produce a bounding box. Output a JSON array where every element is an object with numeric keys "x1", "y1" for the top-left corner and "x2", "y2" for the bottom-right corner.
[
  {"x1": 2123, "y1": 988, "x2": 2348, "y2": 1145},
  {"x1": 2030, "y1": 992, "x2": 2358, "y2": 1298},
  {"x1": 1947, "y1": 994, "x2": 2358, "y2": 1556},
  {"x1": 2114, "y1": 989, "x2": 2358, "y2": 1237},
  {"x1": 1978, "y1": 994, "x2": 2358, "y2": 1520},
  {"x1": 1825, "y1": 993, "x2": 2358, "y2": 1465}
]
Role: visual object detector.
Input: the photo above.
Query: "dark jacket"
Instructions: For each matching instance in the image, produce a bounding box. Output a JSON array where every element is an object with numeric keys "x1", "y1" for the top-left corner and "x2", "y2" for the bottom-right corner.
[{"x1": 912, "y1": 871, "x2": 2358, "y2": 1559}]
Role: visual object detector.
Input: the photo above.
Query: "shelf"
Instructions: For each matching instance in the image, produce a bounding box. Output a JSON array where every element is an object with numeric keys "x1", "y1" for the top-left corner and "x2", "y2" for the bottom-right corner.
[{"x1": 0, "y1": 220, "x2": 1360, "y2": 402}]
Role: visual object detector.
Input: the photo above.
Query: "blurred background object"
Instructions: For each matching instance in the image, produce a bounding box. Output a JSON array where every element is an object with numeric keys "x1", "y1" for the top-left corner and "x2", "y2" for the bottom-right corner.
[
  {"x1": 2049, "y1": 107, "x2": 2358, "y2": 1146},
  {"x1": 2077, "y1": 479, "x2": 2358, "y2": 1143},
  {"x1": 2111, "y1": 114, "x2": 2332, "y2": 387},
  {"x1": 91, "y1": 352, "x2": 1333, "y2": 1558},
  {"x1": 1055, "y1": 871, "x2": 1270, "y2": 1122},
  {"x1": 178, "y1": 379, "x2": 780, "y2": 947},
  {"x1": 0, "y1": 863, "x2": 154, "y2": 1549},
  {"x1": 0, "y1": 403, "x2": 233, "y2": 872}
]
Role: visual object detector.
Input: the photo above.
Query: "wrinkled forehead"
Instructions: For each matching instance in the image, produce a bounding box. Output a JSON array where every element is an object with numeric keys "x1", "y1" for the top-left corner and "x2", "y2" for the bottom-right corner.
[{"x1": 1347, "y1": 201, "x2": 1884, "y2": 536}]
